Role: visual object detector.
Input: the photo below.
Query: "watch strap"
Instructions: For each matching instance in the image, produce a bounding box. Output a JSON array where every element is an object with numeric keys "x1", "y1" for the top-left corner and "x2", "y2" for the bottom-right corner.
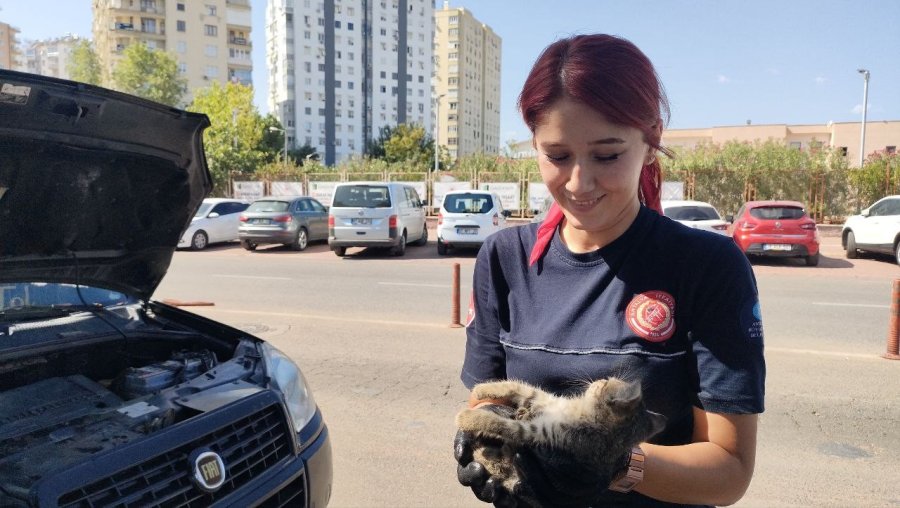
[{"x1": 608, "y1": 446, "x2": 645, "y2": 493}]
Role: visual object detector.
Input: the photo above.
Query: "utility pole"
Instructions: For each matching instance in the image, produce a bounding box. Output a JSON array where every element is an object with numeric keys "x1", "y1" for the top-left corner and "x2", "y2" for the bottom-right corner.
[
  {"x1": 433, "y1": 93, "x2": 445, "y2": 171},
  {"x1": 857, "y1": 69, "x2": 870, "y2": 169}
]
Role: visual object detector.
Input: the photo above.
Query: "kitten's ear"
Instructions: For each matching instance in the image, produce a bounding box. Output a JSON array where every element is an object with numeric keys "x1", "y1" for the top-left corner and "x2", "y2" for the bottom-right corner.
[{"x1": 605, "y1": 379, "x2": 642, "y2": 410}]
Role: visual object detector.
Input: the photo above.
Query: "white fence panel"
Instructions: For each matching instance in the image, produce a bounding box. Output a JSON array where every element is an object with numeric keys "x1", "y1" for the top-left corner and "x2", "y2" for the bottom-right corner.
[{"x1": 233, "y1": 181, "x2": 265, "y2": 201}]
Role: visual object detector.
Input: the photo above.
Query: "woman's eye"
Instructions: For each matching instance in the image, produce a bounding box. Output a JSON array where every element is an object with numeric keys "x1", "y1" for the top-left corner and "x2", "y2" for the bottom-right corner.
[
  {"x1": 545, "y1": 153, "x2": 569, "y2": 162},
  {"x1": 595, "y1": 153, "x2": 620, "y2": 162}
]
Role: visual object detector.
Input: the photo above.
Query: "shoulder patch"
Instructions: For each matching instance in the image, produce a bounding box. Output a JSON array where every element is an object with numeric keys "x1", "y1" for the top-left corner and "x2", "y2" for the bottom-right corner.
[{"x1": 626, "y1": 290, "x2": 676, "y2": 342}]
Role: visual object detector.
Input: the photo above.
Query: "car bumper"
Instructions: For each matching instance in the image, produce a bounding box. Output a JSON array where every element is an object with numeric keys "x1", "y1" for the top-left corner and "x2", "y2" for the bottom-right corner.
[
  {"x1": 240, "y1": 229, "x2": 296, "y2": 243},
  {"x1": 743, "y1": 242, "x2": 817, "y2": 257}
]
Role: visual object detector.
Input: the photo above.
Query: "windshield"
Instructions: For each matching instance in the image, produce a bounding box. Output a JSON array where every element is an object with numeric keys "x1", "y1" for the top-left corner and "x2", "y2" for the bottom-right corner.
[
  {"x1": 193, "y1": 202, "x2": 214, "y2": 219},
  {"x1": 247, "y1": 200, "x2": 290, "y2": 212},
  {"x1": 664, "y1": 205, "x2": 721, "y2": 221},
  {"x1": 1, "y1": 283, "x2": 132, "y2": 312},
  {"x1": 749, "y1": 206, "x2": 806, "y2": 220},
  {"x1": 443, "y1": 193, "x2": 494, "y2": 214},
  {"x1": 332, "y1": 185, "x2": 392, "y2": 208}
]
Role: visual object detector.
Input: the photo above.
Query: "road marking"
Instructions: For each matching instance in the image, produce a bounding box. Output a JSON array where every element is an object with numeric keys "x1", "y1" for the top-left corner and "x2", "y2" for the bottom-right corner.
[
  {"x1": 811, "y1": 302, "x2": 889, "y2": 309},
  {"x1": 378, "y1": 282, "x2": 451, "y2": 288},
  {"x1": 196, "y1": 308, "x2": 454, "y2": 329},
  {"x1": 767, "y1": 347, "x2": 882, "y2": 360},
  {"x1": 212, "y1": 275, "x2": 293, "y2": 281}
]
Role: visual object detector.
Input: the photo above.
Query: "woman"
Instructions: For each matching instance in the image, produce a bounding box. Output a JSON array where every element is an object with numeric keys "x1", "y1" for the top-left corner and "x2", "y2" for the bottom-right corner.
[{"x1": 456, "y1": 34, "x2": 765, "y2": 507}]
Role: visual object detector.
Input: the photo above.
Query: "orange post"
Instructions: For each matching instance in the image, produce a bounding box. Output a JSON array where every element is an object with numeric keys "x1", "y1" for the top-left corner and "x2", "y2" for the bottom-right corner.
[
  {"x1": 885, "y1": 279, "x2": 900, "y2": 360},
  {"x1": 450, "y1": 263, "x2": 463, "y2": 328}
]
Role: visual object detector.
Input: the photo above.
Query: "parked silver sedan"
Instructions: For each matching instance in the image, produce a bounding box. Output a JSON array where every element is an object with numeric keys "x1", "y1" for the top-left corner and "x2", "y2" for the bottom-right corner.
[{"x1": 238, "y1": 196, "x2": 329, "y2": 251}]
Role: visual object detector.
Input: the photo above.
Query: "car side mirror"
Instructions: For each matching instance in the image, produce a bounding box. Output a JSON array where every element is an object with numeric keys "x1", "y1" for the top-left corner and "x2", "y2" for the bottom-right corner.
[
  {"x1": 725, "y1": 214, "x2": 734, "y2": 223},
  {"x1": 861, "y1": 209, "x2": 870, "y2": 217},
  {"x1": 208, "y1": 212, "x2": 220, "y2": 218},
  {"x1": 502, "y1": 210, "x2": 512, "y2": 217}
]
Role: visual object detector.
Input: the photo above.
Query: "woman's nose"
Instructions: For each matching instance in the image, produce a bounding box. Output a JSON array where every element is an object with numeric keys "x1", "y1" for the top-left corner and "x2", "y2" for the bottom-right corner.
[{"x1": 564, "y1": 158, "x2": 594, "y2": 195}]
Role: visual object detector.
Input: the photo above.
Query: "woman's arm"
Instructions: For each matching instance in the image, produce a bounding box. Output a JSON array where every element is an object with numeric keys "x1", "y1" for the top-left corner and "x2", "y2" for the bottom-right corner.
[{"x1": 635, "y1": 407, "x2": 758, "y2": 506}]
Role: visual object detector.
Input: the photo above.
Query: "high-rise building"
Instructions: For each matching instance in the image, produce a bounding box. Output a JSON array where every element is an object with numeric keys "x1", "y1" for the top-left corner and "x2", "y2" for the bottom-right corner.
[
  {"x1": 267, "y1": 0, "x2": 435, "y2": 166},
  {"x1": 0, "y1": 22, "x2": 23, "y2": 71},
  {"x1": 433, "y1": 2, "x2": 500, "y2": 160},
  {"x1": 92, "y1": 0, "x2": 252, "y2": 105},
  {"x1": 25, "y1": 34, "x2": 89, "y2": 80}
]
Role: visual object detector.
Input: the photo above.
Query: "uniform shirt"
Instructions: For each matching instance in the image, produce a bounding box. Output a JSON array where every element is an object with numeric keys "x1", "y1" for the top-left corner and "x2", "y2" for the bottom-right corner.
[{"x1": 461, "y1": 205, "x2": 765, "y2": 503}]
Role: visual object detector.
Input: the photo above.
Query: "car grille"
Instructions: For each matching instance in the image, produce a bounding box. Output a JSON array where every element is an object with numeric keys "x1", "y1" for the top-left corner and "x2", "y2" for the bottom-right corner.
[
  {"x1": 257, "y1": 476, "x2": 307, "y2": 508},
  {"x1": 56, "y1": 402, "x2": 295, "y2": 507}
]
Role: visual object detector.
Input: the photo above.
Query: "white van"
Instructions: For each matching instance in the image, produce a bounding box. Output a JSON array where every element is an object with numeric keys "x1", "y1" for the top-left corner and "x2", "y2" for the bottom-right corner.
[{"x1": 328, "y1": 181, "x2": 428, "y2": 257}]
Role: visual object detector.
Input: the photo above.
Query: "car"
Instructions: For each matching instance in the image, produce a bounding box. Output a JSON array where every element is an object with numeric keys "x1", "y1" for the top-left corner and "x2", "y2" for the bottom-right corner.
[
  {"x1": 661, "y1": 199, "x2": 730, "y2": 236},
  {"x1": 437, "y1": 190, "x2": 511, "y2": 255},
  {"x1": 328, "y1": 181, "x2": 427, "y2": 257},
  {"x1": 0, "y1": 70, "x2": 332, "y2": 507},
  {"x1": 731, "y1": 200, "x2": 820, "y2": 266},
  {"x1": 841, "y1": 194, "x2": 900, "y2": 265},
  {"x1": 238, "y1": 196, "x2": 329, "y2": 251},
  {"x1": 178, "y1": 198, "x2": 249, "y2": 250}
]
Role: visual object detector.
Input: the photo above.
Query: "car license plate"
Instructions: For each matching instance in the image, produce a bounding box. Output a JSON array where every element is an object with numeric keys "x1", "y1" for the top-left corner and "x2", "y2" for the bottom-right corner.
[
  {"x1": 252, "y1": 218, "x2": 269, "y2": 225},
  {"x1": 351, "y1": 218, "x2": 371, "y2": 225},
  {"x1": 457, "y1": 227, "x2": 478, "y2": 235},
  {"x1": 763, "y1": 243, "x2": 791, "y2": 251}
]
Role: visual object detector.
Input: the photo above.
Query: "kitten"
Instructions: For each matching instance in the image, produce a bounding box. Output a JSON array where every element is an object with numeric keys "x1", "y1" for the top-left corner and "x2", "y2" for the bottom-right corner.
[{"x1": 456, "y1": 378, "x2": 666, "y2": 503}]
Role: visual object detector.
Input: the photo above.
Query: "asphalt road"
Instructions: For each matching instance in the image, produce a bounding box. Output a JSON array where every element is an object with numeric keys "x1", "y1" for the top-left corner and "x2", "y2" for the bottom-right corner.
[{"x1": 155, "y1": 232, "x2": 900, "y2": 507}]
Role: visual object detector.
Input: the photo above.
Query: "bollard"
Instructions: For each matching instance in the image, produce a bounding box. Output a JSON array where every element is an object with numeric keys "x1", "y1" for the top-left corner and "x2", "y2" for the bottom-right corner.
[
  {"x1": 450, "y1": 263, "x2": 463, "y2": 328},
  {"x1": 885, "y1": 279, "x2": 900, "y2": 360}
]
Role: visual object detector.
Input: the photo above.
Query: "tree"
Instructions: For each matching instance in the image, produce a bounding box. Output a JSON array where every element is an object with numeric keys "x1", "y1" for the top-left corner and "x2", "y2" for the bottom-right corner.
[
  {"x1": 188, "y1": 82, "x2": 270, "y2": 195},
  {"x1": 67, "y1": 39, "x2": 102, "y2": 86},
  {"x1": 366, "y1": 125, "x2": 393, "y2": 158},
  {"x1": 111, "y1": 43, "x2": 186, "y2": 107}
]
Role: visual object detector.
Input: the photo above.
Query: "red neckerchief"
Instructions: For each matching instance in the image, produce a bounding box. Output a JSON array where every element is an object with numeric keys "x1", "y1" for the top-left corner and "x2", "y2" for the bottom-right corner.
[{"x1": 529, "y1": 168, "x2": 662, "y2": 266}]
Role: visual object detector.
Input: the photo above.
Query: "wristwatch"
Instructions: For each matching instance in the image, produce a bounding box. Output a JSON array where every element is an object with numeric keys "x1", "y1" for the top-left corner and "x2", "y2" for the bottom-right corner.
[{"x1": 608, "y1": 446, "x2": 645, "y2": 493}]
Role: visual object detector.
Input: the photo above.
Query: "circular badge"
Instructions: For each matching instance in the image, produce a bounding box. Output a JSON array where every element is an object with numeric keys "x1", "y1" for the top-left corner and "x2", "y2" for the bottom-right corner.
[{"x1": 625, "y1": 290, "x2": 676, "y2": 342}]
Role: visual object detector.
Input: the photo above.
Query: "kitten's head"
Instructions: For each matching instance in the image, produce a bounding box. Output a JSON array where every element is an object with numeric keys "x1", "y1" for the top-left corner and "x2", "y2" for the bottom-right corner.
[{"x1": 584, "y1": 377, "x2": 666, "y2": 446}]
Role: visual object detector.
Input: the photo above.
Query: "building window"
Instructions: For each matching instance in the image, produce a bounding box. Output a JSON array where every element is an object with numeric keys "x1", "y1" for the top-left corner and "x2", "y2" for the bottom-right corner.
[
  {"x1": 348, "y1": 22, "x2": 354, "y2": 30},
  {"x1": 205, "y1": 4, "x2": 217, "y2": 15},
  {"x1": 177, "y1": 20, "x2": 186, "y2": 32},
  {"x1": 177, "y1": 3, "x2": 185, "y2": 10},
  {"x1": 348, "y1": 81, "x2": 354, "y2": 89},
  {"x1": 789, "y1": 141, "x2": 801, "y2": 150},
  {"x1": 204, "y1": 66, "x2": 218, "y2": 78},
  {"x1": 178, "y1": 62, "x2": 187, "y2": 73},
  {"x1": 205, "y1": 44, "x2": 217, "y2": 57},
  {"x1": 887, "y1": 146, "x2": 897, "y2": 154},
  {"x1": 176, "y1": 41, "x2": 186, "y2": 53},
  {"x1": 205, "y1": 25, "x2": 218, "y2": 36},
  {"x1": 839, "y1": 147, "x2": 848, "y2": 156},
  {"x1": 335, "y1": 20, "x2": 341, "y2": 28},
  {"x1": 449, "y1": 15, "x2": 458, "y2": 23}
]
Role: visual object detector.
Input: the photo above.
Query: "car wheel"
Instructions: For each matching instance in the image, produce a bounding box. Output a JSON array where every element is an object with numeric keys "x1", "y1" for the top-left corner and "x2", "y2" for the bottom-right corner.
[
  {"x1": 845, "y1": 231, "x2": 858, "y2": 259},
  {"x1": 241, "y1": 240, "x2": 257, "y2": 251},
  {"x1": 191, "y1": 230, "x2": 209, "y2": 251},
  {"x1": 805, "y1": 252, "x2": 819, "y2": 267},
  {"x1": 289, "y1": 227, "x2": 309, "y2": 251},
  {"x1": 333, "y1": 246, "x2": 346, "y2": 257},
  {"x1": 895, "y1": 242, "x2": 900, "y2": 266},
  {"x1": 412, "y1": 223, "x2": 428, "y2": 246},
  {"x1": 392, "y1": 231, "x2": 407, "y2": 256},
  {"x1": 437, "y1": 239, "x2": 447, "y2": 256}
]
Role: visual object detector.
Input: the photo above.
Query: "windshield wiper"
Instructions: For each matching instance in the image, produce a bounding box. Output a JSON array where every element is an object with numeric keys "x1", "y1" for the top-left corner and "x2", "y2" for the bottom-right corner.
[{"x1": 0, "y1": 304, "x2": 101, "y2": 323}]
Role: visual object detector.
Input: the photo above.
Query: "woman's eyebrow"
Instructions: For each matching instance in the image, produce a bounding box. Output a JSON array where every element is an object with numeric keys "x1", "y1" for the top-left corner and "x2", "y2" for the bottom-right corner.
[{"x1": 539, "y1": 138, "x2": 626, "y2": 148}]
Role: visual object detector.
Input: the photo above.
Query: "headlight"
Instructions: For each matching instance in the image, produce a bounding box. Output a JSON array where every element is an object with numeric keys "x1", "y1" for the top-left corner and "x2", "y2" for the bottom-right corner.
[{"x1": 260, "y1": 342, "x2": 317, "y2": 432}]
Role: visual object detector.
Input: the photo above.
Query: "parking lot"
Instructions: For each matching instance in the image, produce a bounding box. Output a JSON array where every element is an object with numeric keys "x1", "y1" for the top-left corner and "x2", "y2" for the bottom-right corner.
[{"x1": 157, "y1": 230, "x2": 900, "y2": 507}]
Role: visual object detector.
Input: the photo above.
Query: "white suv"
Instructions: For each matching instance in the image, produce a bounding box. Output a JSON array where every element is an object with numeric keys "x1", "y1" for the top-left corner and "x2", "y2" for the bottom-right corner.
[
  {"x1": 328, "y1": 182, "x2": 427, "y2": 257},
  {"x1": 842, "y1": 195, "x2": 900, "y2": 265},
  {"x1": 437, "y1": 190, "x2": 510, "y2": 255}
]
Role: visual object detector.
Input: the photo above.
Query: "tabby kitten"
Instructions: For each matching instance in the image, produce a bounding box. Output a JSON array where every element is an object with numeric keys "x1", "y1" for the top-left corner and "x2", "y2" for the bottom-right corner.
[{"x1": 455, "y1": 378, "x2": 666, "y2": 503}]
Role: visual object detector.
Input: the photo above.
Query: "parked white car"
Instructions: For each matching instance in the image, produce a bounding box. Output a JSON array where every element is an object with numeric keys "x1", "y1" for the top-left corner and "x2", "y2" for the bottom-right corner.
[
  {"x1": 328, "y1": 182, "x2": 427, "y2": 257},
  {"x1": 842, "y1": 194, "x2": 900, "y2": 265},
  {"x1": 178, "y1": 198, "x2": 249, "y2": 250},
  {"x1": 437, "y1": 190, "x2": 510, "y2": 255},
  {"x1": 661, "y1": 199, "x2": 730, "y2": 236}
]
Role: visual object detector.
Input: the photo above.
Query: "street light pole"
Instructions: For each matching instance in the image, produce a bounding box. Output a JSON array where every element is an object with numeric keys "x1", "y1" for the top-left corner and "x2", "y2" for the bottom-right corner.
[
  {"x1": 433, "y1": 93, "x2": 445, "y2": 172},
  {"x1": 857, "y1": 68, "x2": 870, "y2": 169}
]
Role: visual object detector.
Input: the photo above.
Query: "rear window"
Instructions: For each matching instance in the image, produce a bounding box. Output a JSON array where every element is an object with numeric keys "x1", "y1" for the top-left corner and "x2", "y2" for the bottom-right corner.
[
  {"x1": 247, "y1": 200, "x2": 290, "y2": 212},
  {"x1": 749, "y1": 206, "x2": 806, "y2": 220},
  {"x1": 332, "y1": 185, "x2": 392, "y2": 208},
  {"x1": 664, "y1": 205, "x2": 720, "y2": 221},
  {"x1": 442, "y1": 193, "x2": 494, "y2": 214}
]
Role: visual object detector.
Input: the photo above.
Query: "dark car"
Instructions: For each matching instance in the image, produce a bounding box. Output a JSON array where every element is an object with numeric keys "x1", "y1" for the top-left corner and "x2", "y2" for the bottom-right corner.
[
  {"x1": 731, "y1": 200, "x2": 820, "y2": 266},
  {"x1": 0, "y1": 70, "x2": 332, "y2": 507},
  {"x1": 238, "y1": 196, "x2": 329, "y2": 251}
]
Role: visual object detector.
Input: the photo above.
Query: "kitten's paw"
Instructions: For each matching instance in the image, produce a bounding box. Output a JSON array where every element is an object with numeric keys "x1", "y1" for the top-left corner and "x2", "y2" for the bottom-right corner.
[{"x1": 472, "y1": 380, "x2": 522, "y2": 402}]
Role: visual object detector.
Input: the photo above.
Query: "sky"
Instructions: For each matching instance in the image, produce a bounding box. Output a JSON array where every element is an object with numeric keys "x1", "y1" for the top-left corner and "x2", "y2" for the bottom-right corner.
[{"x1": 2, "y1": 0, "x2": 899, "y2": 145}]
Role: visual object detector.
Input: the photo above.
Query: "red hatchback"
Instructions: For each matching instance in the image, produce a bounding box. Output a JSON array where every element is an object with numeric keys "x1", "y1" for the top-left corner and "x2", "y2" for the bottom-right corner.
[{"x1": 730, "y1": 200, "x2": 820, "y2": 266}]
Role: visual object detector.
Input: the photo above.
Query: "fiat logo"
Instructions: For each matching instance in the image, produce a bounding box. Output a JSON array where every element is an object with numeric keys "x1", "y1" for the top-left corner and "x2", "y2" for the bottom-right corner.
[{"x1": 189, "y1": 449, "x2": 226, "y2": 493}]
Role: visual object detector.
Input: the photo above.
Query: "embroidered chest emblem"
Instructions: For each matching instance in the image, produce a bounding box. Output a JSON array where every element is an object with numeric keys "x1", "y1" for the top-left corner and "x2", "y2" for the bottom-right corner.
[{"x1": 625, "y1": 290, "x2": 676, "y2": 342}]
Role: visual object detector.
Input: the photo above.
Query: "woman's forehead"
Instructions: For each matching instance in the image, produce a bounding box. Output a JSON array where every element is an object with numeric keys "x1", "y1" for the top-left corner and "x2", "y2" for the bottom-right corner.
[{"x1": 533, "y1": 101, "x2": 640, "y2": 145}]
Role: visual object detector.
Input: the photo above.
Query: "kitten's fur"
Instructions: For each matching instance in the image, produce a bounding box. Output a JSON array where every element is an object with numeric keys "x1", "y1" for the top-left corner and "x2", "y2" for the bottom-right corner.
[{"x1": 456, "y1": 378, "x2": 666, "y2": 502}]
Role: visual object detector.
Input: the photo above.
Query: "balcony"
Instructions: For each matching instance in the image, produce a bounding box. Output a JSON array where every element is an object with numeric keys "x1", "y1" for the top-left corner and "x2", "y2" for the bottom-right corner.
[
  {"x1": 229, "y1": 37, "x2": 250, "y2": 46},
  {"x1": 114, "y1": 22, "x2": 135, "y2": 31}
]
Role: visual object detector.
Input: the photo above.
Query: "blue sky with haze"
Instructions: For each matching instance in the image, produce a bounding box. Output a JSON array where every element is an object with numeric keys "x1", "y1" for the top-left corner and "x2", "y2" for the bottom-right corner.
[{"x1": 2, "y1": 0, "x2": 898, "y2": 145}]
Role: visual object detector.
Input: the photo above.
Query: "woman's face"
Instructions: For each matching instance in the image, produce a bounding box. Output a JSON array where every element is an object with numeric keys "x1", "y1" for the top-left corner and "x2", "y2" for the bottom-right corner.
[{"x1": 533, "y1": 97, "x2": 654, "y2": 249}]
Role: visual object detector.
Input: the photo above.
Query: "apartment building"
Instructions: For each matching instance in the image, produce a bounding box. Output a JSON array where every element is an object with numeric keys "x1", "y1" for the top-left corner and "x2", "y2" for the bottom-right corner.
[
  {"x1": 24, "y1": 34, "x2": 88, "y2": 80},
  {"x1": 92, "y1": 0, "x2": 252, "y2": 105},
  {"x1": 0, "y1": 22, "x2": 22, "y2": 70},
  {"x1": 663, "y1": 121, "x2": 900, "y2": 167},
  {"x1": 433, "y1": 2, "x2": 501, "y2": 160},
  {"x1": 267, "y1": 0, "x2": 435, "y2": 166}
]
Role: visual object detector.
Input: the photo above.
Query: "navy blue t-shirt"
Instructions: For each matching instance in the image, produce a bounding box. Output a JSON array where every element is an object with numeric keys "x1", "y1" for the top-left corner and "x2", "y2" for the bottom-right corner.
[{"x1": 461, "y1": 206, "x2": 765, "y2": 506}]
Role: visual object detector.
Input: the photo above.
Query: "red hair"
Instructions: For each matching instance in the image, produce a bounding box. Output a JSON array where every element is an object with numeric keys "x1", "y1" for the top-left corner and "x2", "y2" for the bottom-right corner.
[{"x1": 520, "y1": 34, "x2": 672, "y2": 265}]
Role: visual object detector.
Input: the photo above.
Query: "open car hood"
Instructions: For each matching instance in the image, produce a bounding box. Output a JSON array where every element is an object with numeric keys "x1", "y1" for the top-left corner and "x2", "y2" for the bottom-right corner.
[{"x1": 0, "y1": 70, "x2": 211, "y2": 301}]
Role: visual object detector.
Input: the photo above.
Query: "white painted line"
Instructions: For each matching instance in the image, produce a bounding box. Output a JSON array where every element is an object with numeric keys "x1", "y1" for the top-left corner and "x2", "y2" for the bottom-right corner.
[
  {"x1": 378, "y1": 282, "x2": 451, "y2": 288},
  {"x1": 197, "y1": 308, "x2": 454, "y2": 329},
  {"x1": 212, "y1": 275, "x2": 293, "y2": 281},
  {"x1": 811, "y1": 302, "x2": 889, "y2": 309},
  {"x1": 766, "y1": 347, "x2": 881, "y2": 360}
]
